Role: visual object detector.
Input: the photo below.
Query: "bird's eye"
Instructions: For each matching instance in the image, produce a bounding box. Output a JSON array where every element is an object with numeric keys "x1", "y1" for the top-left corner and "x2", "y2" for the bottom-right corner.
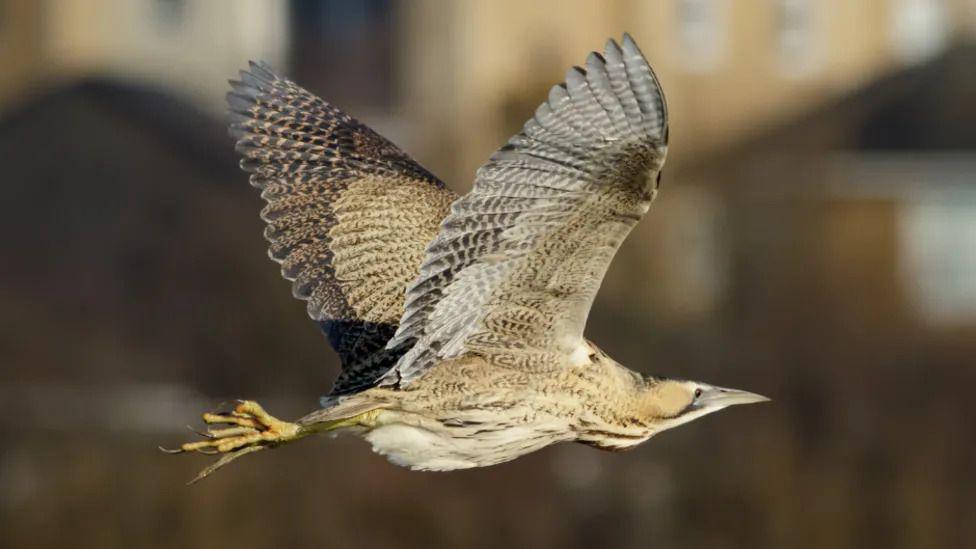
[{"x1": 694, "y1": 388, "x2": 703, "y2": 399}]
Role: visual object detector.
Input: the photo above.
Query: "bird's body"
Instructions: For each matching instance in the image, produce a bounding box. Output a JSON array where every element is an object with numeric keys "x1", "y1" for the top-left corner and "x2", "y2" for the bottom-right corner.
[
  {"x1": 167, "y1": 34, "x2": 767, "y2": 482},
  {"x1": 313, "y1": 343, "x2": 649, "y2": 470}
]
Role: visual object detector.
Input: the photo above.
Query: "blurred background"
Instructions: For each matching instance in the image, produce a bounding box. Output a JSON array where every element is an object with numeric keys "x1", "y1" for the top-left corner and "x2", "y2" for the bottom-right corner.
[{"x1": 1, "y1": 1, "x2": 975, "y2": 547}]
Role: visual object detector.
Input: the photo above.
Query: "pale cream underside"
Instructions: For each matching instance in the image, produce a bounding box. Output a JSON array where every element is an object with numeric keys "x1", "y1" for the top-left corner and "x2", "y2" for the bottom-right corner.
[{"x1": 362, "y1": 410, "x2": 576, "y2": 471}]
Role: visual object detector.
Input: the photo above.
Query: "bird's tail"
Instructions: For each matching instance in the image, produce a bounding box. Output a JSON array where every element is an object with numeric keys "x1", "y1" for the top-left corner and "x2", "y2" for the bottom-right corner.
[{"x1": 297, "y1": 398, "x2": 389, "y2": 434}]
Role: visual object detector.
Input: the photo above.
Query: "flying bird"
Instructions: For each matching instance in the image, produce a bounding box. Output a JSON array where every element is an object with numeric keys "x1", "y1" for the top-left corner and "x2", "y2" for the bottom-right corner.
[{"x1": 166, "y1": 34, "x2": 768, "y2": 482}]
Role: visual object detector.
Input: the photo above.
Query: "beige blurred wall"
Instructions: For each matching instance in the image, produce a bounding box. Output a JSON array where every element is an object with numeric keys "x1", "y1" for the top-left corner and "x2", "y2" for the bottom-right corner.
[
  {"x1": 394, "y1": 0, "x2": 975, "y2": 325},
  {"x1": 3, "y1": 0, "x2": 972, "y2": 154},
  {"x1": 0, "y1": 0, "x2": 289, "y2": 112},
  {"x1": 0, "y1": 1, "x2": 46, "y2": 110},
  {"x1": 2, "y1": 0, "x2": 972, "y2": 326},
  {"x1": 399, "y1": 0, "x2": 976, "y2": 180}
]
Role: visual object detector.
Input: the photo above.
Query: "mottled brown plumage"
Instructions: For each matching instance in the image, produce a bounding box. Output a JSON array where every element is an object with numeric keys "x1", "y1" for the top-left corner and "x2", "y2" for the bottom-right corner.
[
  {"x1": 228, "y1": 62, "x2": 456, "y2": 395},
  {"x1": 168, "y1": 34, "x2": 767, "y2": 482}
]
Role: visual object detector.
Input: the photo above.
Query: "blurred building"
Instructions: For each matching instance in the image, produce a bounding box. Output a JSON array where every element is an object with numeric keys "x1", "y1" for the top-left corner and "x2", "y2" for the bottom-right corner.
[
  {"x1": 398, "y1": 0, "x2": 976, "y2": 175},
  {"x1": 0, "y1": 0, "x2": 289, "y2": 112},
  {"x1": 0, "y1": 0, "x2": 973, "y2": 373},
  {"x1": 392, "y1": 0, "x2": 976, "y2": 328},
  {"x1": 2, "y1": 2, "x2": 976, "y2": 549},
  {"x1": 4, "y1": 1, "x2": 973, "y2": 158},
  {"x1": 0, "y1": 0, "x2": 972, "y2": 374}
]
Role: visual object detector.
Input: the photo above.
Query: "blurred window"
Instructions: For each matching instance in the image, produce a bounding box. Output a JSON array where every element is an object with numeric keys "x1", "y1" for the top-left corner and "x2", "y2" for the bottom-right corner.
[
  {"x1": 830, "y1": 154, "x2": 976, "y2": 327},
  {"x1": 774, "y1": 0, "x2": 821, "y2": 78},
  {"x1": 901, "y1": 197, "x2": 976, "y2": 326},
  {"x1": 676, "y1": 0, "x2": 726, "y2": 73},
  {"x1": 289, "y1": 0, "x2": 396, "y2": 110},
  {"x1": 890, "y1": 0, "x2": 949, "y2": 64},
  {"x1": 152, "y1": 0, "x2": 187, "y2": 32}
]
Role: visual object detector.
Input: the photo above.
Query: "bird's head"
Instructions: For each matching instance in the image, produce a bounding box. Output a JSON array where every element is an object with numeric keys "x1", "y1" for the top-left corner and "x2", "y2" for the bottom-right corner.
[{"x1": 637, "y1": 378, "x2": 769, "y2": 435}]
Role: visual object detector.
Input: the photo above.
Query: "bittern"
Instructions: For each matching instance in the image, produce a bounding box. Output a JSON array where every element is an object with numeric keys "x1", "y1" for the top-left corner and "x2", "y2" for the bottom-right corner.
[{"x1": 166, "y1": 34, "x2": 768, "y2": 482}]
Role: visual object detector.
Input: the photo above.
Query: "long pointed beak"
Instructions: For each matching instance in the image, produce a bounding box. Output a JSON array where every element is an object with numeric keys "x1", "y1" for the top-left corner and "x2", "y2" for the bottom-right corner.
[{"x1": 701, "y1": 386, "x2": 770, "y2": 407}]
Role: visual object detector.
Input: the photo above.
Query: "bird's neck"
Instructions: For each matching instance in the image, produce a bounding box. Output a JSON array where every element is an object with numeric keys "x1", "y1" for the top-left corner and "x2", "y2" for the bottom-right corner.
[{"x1": 572, "y1": 358, "x2": 654, "y2": 450}]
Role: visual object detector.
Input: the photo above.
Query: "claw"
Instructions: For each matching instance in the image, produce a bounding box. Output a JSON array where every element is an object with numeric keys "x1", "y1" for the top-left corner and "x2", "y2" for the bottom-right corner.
[
  {"x1": 186, "y1": 425, "x2": 213, "y2": 438},
  {"x1": 187, "y1": 445, "x2": 267, "y2": 485},
  {"x1": 161, "y1": 444, "x2": 216, "y2": 455}
]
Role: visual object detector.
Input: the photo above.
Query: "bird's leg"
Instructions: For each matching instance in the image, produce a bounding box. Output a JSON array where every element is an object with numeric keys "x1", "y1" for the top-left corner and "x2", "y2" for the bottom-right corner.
[{"x1": 162, "y1": 400, "x2": 308, "y2": 484}]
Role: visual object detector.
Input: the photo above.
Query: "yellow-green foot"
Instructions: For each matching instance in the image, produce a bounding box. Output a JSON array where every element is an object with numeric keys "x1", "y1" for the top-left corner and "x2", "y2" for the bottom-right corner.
[{"x1": 162, "y1": 400, "x2": 305, "y2": 484}]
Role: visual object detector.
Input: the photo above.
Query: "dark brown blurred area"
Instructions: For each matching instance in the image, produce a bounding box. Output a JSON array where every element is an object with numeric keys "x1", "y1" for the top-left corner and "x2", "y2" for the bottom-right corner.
[{"x1": 1, "y1": 1, "x2": 975, "y2": 548}]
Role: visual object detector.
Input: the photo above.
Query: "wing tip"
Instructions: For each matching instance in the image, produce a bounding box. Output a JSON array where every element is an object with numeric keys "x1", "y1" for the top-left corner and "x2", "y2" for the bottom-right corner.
[
  {"x1": 620, "y1": 32, "x2": 647, "y2": 62},
  {"x1": 621, "y1": 32, "x2": 637, "y2": 49},
  {"x1": 246, "y1": 60, "x2": 278, "y2": 81},
  {"x1": 616, "y1": 33, "x2": 668, "y2": 140},
  {"x1": 226, "y1": 60, "x2": 281, "y2": 112},
  {"x1": 586, "y1": 51, "x2": 606, "y2": 68},
  {"x1": 564, "y1": 65, "x2": 587, "y2": 87}
]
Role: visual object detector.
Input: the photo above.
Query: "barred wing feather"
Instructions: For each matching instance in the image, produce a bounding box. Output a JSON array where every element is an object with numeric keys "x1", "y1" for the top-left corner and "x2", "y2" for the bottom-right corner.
[{"x1": 385, "y1": 34, "x2": 668, "y2": 385}]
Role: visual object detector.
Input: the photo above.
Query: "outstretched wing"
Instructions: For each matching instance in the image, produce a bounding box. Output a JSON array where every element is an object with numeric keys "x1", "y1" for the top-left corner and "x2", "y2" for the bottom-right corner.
[
  {"x1": 385, "y1": 35, "x2": 668, "y2": 385},
  {"x1": 228, "y1": 62, "x2": 457, "y2": 395}
]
